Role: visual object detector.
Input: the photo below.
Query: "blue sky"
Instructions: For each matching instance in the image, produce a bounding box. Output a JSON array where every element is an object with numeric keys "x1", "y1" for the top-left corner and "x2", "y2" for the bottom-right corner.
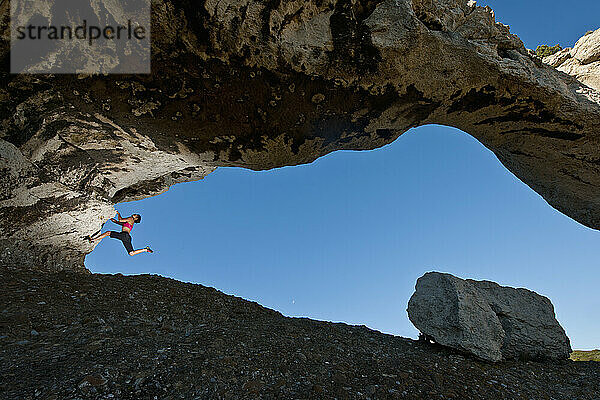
[{"x1": 87, "y1": 0, "x2": 600, "y2": 350}]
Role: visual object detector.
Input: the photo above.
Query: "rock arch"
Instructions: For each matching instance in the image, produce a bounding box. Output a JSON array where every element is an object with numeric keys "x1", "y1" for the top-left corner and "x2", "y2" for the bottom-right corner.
[{"x1": 1, "y1": 0, "x2": 599, "y2": 270}]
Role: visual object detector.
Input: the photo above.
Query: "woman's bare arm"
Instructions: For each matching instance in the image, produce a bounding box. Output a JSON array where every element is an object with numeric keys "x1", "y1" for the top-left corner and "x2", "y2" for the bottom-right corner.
[{"x1": 111, "y1": 212, "x2": 129, "y2": 225}]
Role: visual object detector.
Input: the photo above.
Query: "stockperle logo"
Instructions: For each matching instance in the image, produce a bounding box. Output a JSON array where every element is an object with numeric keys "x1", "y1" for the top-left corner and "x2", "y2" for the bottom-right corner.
[{"x1": 11, "y1": 0, "x2": 150, "y2": 74}]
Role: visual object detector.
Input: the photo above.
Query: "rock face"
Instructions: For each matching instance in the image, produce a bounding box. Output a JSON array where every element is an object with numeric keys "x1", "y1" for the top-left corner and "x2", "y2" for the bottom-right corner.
[
  {"x1": 407, "y1": 272, "x2": 572, "y2": 362},
  {"x1": 543, "y1": 28, "x2": 600, "y2": 93},
  {"x1": 1, "y1": 1, "x2": 600, "y2": 271},
  {"x1": 572, "y1": 29, "x2": 600, "y2": 65}
]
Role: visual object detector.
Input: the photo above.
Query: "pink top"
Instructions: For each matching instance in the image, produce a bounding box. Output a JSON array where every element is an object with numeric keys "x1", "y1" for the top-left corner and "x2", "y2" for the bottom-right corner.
[{"x1": 124, "y1": 222, "x2": 133, "y2": 231}]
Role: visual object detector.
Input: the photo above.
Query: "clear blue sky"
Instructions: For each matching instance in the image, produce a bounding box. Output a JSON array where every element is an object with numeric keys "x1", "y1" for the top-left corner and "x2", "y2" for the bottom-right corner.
[{"x1": 87, "y1": 0, "x2": 600, "y2": 350}]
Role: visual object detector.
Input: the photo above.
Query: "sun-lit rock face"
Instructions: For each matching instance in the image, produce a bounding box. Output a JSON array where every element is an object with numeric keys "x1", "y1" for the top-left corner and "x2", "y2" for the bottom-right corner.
[
  {"x1": 543, "y1": 28, "x2": 600, "y2": 94},
  {"x1": 0, "y1": 0, "x2": 599, "y2": 271}
]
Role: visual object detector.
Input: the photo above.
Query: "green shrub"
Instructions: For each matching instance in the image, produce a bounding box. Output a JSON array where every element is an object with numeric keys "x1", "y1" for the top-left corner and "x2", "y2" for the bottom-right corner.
[
  {"x1": 570, "y1": 350, "x2": 600, "y2": 362},
  {"x1": 535, "y1": 44, "x2": 562, "y2": 58}
]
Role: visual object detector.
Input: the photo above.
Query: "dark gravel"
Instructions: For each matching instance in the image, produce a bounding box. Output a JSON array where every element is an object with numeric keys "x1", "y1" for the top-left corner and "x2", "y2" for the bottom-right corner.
[{"x1": 1, "y1": 266, "x2": 598, "y2": 399}]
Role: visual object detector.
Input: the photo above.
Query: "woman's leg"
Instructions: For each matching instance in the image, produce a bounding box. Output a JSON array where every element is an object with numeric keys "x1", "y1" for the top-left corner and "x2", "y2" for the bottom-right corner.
[
  {"x1": 128, "y1": 247, "x2": 152, "y2": 256},
  {"x1": 91, "y1": 231, "x2": 112, "y2": 242}
]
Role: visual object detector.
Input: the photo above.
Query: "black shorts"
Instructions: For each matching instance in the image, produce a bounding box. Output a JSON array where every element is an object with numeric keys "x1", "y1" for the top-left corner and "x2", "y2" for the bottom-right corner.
[{"x1": 110, "y1": 231, "x2": 134, "y2": 253}]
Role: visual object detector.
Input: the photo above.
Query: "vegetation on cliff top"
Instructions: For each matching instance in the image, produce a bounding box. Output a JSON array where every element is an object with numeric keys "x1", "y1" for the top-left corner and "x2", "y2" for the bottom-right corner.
[{"x1": 536, "y1": 44, "x2": 562, "y2": 58}]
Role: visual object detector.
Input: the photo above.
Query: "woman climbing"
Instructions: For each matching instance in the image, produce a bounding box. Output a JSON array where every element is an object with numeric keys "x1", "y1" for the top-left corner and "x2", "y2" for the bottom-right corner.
[{"x1": 86, "y1": 212, "x2": 153, "y2": 256}]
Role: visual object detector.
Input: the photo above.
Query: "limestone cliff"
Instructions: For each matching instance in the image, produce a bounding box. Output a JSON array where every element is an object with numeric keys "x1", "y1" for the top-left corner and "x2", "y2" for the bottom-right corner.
[{"x1": 1, "y1": 0, "x2": 599, "y2": 271}]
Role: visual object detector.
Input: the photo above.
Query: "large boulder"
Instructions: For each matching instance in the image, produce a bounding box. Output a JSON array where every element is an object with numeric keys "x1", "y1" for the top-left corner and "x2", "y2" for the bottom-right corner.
[{"x1": 407, "y1": 272, "x2": 571, "y2": 362}]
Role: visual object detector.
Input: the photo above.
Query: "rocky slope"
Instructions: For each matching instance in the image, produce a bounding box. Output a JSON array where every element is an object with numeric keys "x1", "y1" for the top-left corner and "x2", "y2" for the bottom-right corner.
[
  {"x1": 1, "y1": 265, "x2": 599, "y2": 400},
  {"x1": 1, "y1": 0, "x2": 600, "y2": 271}
]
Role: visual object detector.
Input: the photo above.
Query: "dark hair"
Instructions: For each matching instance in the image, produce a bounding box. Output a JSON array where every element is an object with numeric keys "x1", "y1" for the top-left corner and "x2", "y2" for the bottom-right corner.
[{"x1": 133, "y1": 214, "x2": 141, "y2": 223}]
